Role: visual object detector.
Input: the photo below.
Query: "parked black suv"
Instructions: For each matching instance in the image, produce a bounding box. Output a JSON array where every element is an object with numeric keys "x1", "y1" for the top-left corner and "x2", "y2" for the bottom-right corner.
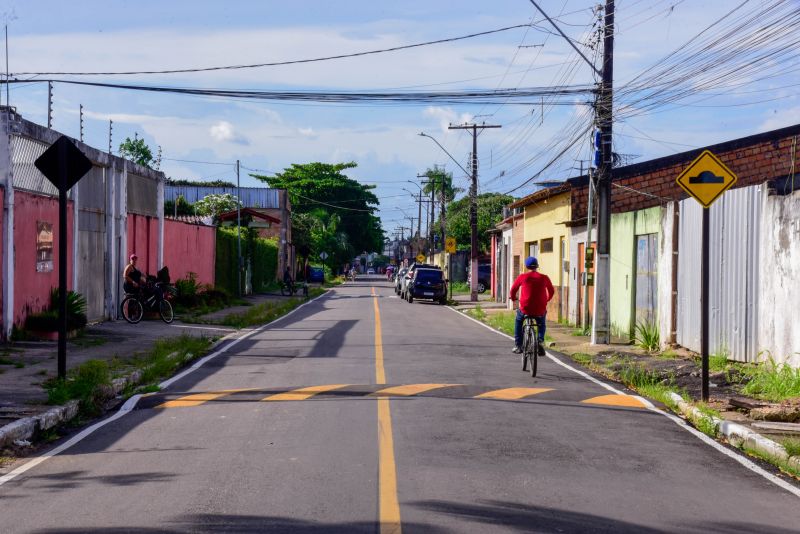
[
  {"x1": 468, "y1": 263, "x2": 492, "y2": 293},
  {"x1": 406, "y1": 268, "x2": 447, "y2": 305}
]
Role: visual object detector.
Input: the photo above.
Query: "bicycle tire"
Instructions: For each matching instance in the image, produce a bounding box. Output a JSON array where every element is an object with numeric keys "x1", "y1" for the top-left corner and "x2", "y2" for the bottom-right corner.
[
  {"x1": 159, "y1": 299, "x2": 174, "y2": 324},
  {"x1": 531, "y1": 338, "x2": 539, "y2": 377},
  {"x1": 280, "y1": 285, "x2": 290, "y2": 296},
  {"x1": 121, "y1": 295, "x2": 143, "y2": 324},
  {"x1": 522, "y1": 322, "x2": 532, "y2": 371}
]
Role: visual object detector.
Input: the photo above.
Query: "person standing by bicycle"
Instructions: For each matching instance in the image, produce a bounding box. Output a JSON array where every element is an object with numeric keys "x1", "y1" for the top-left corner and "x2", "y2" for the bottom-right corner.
[
  {"x1": 509, "y1": 256, "x2": 554, "y2": 355},
  {"x1": 283, "y1": 266, "x2": 294, "y2": 292},
  {"x1": 123, "y1": 253, "x2": 142, "y2": 294}
]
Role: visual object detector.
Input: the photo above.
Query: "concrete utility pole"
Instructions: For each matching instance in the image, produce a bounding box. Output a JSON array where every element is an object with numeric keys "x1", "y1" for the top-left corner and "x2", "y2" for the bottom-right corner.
[
  {"x1": 107, "y1": 120, "x2": 113, "y2": 154},
  {"x1": 583, "y1": 168, "x2": 595, "y2": 330},
  {"x1": 79, "y1": 104, "x2": 84, "y2": 142},
  {"x1": 47, "y1": 82, "x2": 53, "y2": 129},
  {"x1": 448, "y1": 123, "x2": 501, "y2": 301},
  {"x1": 592, "y1": 0, "x2": 615, "y2": 345},
  {"x1": 236, "y1": 159, "x2": 242, "y2": 296}
]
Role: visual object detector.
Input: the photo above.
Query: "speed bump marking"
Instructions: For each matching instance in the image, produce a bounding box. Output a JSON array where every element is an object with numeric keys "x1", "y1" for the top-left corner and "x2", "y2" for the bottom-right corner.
[
  {"x1": 474, "y1": 387, "x2": 553, "y2": 400},
  {"x1": 372, "y1": 384, "x2": 460, "y2": 397},
  {"x1": 155, "y1": 388, "x2": 256, "y2": 409},
  {"x1": 581, "y1": 394, "x2": 647, "y2": 408},
  {"x1": 263, "y1": 384, "x2": 349, "y2": 402}
]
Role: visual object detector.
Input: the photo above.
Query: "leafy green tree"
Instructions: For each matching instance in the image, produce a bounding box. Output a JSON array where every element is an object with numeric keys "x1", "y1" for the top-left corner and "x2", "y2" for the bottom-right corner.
[
  {"x1": 167, "y1": 178, "x2": 237, "y2": 187},
  {"x1": 118, "y1": 135, "x2": 154, "y2": 168},
  {"x1": 253, "y1": 162, "x2": 384, "y2": 261},
  {"x1": 422, "y1": 165, "x2": 460, "y2": 202},
  {"x1": 446, "y1": 192, "x2": 514, "y2": 253},
  {"x1": 164, "y1": 194, "x2": 195, "y2": 216},
  {"x1": 194, "y1": 193, "x2": 241, "y2": 219}
]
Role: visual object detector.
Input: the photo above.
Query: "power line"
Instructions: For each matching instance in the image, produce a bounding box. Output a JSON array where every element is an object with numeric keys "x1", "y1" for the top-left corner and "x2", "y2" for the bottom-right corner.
[{"x1": 12, "y1": 23, "x2": 536, "y2": 77}]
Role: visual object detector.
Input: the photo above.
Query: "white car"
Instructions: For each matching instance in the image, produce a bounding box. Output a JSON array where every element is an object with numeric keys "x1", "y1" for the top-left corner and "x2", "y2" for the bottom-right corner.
[{"x1": 367, "y1": 268, "x2": 375, "y2": 274}]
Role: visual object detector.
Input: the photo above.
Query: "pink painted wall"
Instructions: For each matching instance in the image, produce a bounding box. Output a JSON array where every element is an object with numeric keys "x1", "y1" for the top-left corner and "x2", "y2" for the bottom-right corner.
[
  {"x1": 0, "y1": 187, "x2": 3, "y2": 323},
  {"x1": 13, "y1": 190, "x2": 74, "y2": 326},
  {"x1": 163, "y1": 219, "x2": 216, "y2": 285},
  {"x1": 127, "y1": 214, "x2": 159, "y2": 277}
]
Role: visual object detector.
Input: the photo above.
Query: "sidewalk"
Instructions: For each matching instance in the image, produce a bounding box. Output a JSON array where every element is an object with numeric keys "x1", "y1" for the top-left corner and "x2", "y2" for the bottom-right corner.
[{"x1": 0, "y1": 292, "x2": 294, "y2": 441}]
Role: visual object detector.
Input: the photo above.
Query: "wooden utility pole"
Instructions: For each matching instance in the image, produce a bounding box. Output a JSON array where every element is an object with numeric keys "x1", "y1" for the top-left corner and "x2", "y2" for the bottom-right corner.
[
  {"x1": 448, "y1": 123, "x2": 501, "y2": 301},
  {"x1": 592, "y1": 0, "x2": 614, "y2": 344}
]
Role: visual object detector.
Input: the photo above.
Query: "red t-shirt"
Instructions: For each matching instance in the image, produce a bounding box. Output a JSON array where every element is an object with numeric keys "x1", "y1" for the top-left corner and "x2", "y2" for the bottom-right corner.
[{"x1": 509, "y1": 271, "x2": 555, "y2": 317}]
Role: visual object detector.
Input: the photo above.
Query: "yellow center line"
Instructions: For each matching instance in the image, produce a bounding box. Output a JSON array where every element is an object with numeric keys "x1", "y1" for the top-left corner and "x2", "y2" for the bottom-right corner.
[
  {"x1": 373, "y1": 384, "x2": 461, "y2": 397},
  {"x1": 475, "y1": 387, "x2": 554, "y2": 400},
  {"x1": 262, "y1": 384, "x2": 349, "y2": 402},
  {"x1": 373, "y1": 285, "x2": 401, "y2": 533},
  {"x1": 155, "y1": 388, "x2": 256, "y2": 409}
]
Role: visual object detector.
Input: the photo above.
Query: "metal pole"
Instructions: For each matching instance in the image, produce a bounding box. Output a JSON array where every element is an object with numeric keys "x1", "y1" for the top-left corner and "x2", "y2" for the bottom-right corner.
[
  {"x1": 583, "y1": 169, "x2": 594, "y2": 329},
  {"x1": 470, "y1": 125, "x2": 478, "y2": 301},
  {"x1": 701, "y1": 207, "x2": 710, "y2": 401},
  {"x1": 236, "y1": 159, "x2": 242, "y2": 296},
  {"x1": 4, "y1": 25, "x2": 9, "y2": 108},
  {"x1": 57, "y1": 142, "x2": 68, "y2": 379}
]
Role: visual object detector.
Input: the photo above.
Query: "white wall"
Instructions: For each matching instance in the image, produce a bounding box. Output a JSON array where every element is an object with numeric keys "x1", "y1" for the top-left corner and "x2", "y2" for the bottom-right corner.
[
  {"x1": 759, "y1": 187, "x2": 800, "y2": 367},
  {"x1": 657, "y1": 202, "x2": 677, "y2": 348}
]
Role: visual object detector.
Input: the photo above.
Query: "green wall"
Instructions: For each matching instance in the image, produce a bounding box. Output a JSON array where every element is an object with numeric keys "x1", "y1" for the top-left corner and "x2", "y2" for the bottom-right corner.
[{"x1": 609, "y1": 206, "x2": 662, "y2": 339}]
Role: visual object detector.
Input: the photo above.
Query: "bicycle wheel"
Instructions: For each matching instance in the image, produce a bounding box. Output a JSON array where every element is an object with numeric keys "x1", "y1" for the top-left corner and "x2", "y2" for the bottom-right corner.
[
  {"x1": 280, "y1": 284, "x2": 290, "y2": 296},
  {"x1": 530, "y1": 328, "x2": 539, "y2": 377},
  {"x1": 521, "y1": 323, "x2": 530, "y2": 371},
  {"x1": 121, "y1": 295, "x2": 143, "y2": 324},
  {"x1": 159, "y1": 299, "x2": 174, "y2": 324}
]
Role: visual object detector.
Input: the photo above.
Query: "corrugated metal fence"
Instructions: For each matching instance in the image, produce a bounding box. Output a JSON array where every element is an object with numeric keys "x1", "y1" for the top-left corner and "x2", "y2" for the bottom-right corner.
[
  {"x1": 677, "y1": 184, "x2": 762, "y2": 362},
  {"x1": 165, "y1": 186, "x2": 281, "y2": 208}
]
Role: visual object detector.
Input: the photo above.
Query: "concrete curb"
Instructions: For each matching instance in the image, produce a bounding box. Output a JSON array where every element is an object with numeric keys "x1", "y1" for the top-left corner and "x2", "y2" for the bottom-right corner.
[{"x1": 667, "y1": 392, "x2": 800, "y2": 473}]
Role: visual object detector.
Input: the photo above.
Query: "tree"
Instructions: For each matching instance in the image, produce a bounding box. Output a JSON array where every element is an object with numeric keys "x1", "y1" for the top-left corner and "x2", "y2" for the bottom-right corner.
[
  {"x1": 194, "y1": 193, "x2": 241, "y2": 220},
  {"x1": 164, "y1": 194, "x2": 194, "y2": 216},
  {"x1": 118, "y1": 134, "x2": 154, "y2": 168},
  {"x1": 422, "y1": 165, "x2": 460, "y2": 202},
  {"x1": 446, "y1": 192, "x2": 514, "y2": 253},
  {"x1": 253, "y1": 162, "x2": 385, "y2": 261}
]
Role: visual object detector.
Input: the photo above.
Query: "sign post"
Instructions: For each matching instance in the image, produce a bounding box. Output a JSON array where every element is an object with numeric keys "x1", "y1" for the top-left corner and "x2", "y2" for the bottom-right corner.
[
  {"x1": 445, "y1": 237, "x2": 456, "y2": 301},
  {"x1": 676, "y1": 150, "x2": 737, "y2": 401},
  {"x1": 319, "y1": 251, "x2": 328, "y2": 282},
  {"x1": 34, "y1": 136, "x2": 93, "y2": 379}
]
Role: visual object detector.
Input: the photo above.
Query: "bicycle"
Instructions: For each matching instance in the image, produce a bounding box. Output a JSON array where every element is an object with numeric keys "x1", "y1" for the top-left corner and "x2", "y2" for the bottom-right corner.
[
  {"x1": 280, "y1": 280, "x2": 309, "y2": 297},
  {"x1": 520, "y1": 315, "x2": 540, "y2": 377},
  {"x1": 121, "y1": 282, "x2": 174, "y2": 324}
]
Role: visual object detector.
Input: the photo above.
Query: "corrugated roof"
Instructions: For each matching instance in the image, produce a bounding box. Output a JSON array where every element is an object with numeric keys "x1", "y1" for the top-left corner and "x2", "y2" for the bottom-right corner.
[{"x1": 508, "y1": 183, "x2": 570, "y2": 209}]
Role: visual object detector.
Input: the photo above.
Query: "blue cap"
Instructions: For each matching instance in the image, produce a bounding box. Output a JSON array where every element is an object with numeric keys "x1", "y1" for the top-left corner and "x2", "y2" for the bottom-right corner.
[{"x1": 525, "y1": 256, "x2": 539, "y2": 269}]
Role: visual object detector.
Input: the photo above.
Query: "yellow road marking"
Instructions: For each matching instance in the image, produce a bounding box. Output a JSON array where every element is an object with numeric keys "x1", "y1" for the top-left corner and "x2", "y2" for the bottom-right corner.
[
  {"x1": 475, "y1": 387, "x2": 553, "y2": 400},
  {"x1": 581, "y1": 394, "x2": 647, "y2": 408},
  {"x1": 373, "y1": 286, "x2": 401, "y2": 533},
  {"x1": 372, "y1": 287, "x2": 386, "y2": 384},
  {"x1": 155, "y1": 388, "x2": 255, "y2": 409},
  {"x1": 262, "y1": 384, "x2": 349, "y2": 402},
  {"x1": 373, "y1": 384, "x2": 460, "y2": 397}
]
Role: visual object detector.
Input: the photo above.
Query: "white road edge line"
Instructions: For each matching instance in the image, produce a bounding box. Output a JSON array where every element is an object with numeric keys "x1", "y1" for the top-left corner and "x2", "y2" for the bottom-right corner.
[
  {"x1": 446, "y1": 305, "x2": 800, "y2": 499},
  {"x1": 0, "y1": 290, "x2": 331, "y2": 488}
]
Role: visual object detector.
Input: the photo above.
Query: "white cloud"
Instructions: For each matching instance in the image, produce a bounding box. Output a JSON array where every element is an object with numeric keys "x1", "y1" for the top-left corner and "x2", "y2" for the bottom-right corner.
[{"x1": 209, "y1": 121, "x2": 248, "y2": 145}]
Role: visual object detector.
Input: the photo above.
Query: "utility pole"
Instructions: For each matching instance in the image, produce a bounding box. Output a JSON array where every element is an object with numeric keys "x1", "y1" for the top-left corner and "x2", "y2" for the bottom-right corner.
[
  {"x1": 583, "y1": 168, "x2": 595, "y2": 330},
  {"x1": 79, "y1": 104, "x2": 84, "y2": 142},
  {"x1": 107, "y1": 120, "x2": 113, "y2": 154},
  {"x1": 236, "y1": 159, "x2": 242, "y2": 296},
  {"x1": 592, "y1": 0, "x2": 615, "y2": 345},
  {"x1": 448, "y1": 122, "x2": 501, "y2": 301},
  {"x1": 47, "y1": 81, "x2": 53, "y2": 129}
]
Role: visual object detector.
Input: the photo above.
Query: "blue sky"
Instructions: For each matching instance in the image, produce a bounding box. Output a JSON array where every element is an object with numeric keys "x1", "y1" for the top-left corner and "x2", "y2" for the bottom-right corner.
[{"x1": 2, "y1": 0, "x2": 798, "y2": 235}]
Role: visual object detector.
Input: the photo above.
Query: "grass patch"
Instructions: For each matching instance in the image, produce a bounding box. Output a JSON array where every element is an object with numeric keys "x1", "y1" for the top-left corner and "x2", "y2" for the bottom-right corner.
[
  {"x1": 137, "y1": 384, "x2": 162, "y2": 394},
  {"x1": 450, "y1": 281, "x2": 470, "y2": 295},
  {"x1": 741, "y1": 444, "x2": 800, "y2": 479},
  {"x1": 484, "y1": 311, "x2": 516, "y2": 337},
  {"x1": 740, "y1": 358, "x2": 800, "y2": 402},
  {"x1": 779, "y1": 437, "x2": 800, "y2": 458},
  {"x1": 14, "y1": 362, "x2": 24, "y2": 368},
  {"x1": 466, "y1": 305, "x2": 486, "y2": 321},
  {"x1": 44, "y1": 359, "x2": 111, "y2": 417},
  {"x1": 218, "y1": 297, "x2": 307, "y2": 329},
  {"x1": 571, "y1": 352, "x2": 593, "y2": 365},
  {"x1": 657, "y1": 349, "x2": 679, "y2": 360},
  {"x1": 709, "y1": 350, "x2": 729, "y2": 372},
  {"x1": 0, "y1": 355, "x2": 14, "y2": 365},
  {"x1": 71, "y1": 335, "x2": 109, "y2": 349},
  {"x1": 615, "y1": 363, "x2": 684, "y2": 409},
  {"x1": 129, "y1": 334, "x2": 212, "y2": 385},
  {"x1": 571, "y1": 326, "x2": 590, "y2": 337}
]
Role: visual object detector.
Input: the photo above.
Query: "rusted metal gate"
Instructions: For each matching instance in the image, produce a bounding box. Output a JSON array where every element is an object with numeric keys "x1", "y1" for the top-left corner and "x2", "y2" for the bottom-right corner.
[{"x1": 635, "y1": 233, "x2": 658, "y2": 325}]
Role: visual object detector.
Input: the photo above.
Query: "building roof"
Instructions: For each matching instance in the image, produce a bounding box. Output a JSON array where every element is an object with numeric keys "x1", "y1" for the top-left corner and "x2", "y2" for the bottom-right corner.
[
  {"x1": 217, "y1": 207, "x2": 281, "y2": 224},
  {"x1": 165, "y1": 214, "x2": 215, "y2": 226},
  {"x1": 508, "y1": 183, "x2": 571, "y2": 209}
]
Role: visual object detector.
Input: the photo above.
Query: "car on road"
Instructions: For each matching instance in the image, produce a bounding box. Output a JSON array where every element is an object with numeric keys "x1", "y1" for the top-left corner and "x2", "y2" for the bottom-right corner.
[
  {"x1": 308, "y1": 267, "x2": 324, "y2": 283},
  {"x1": 401, "y1": 263, "x2": 441, "y2": 299},
  {"x1": 467, "y1": 263, "x2": 492, "y2": 293},
  {"x1": 394, "y1": 267, "x2": 409, "y2": 294},
  {"x1": 367, "y1": 268, "x2": 375, "y2": 274},
  {"x1": 406, "y1": 268, "x2": 447, "y2": 305}
]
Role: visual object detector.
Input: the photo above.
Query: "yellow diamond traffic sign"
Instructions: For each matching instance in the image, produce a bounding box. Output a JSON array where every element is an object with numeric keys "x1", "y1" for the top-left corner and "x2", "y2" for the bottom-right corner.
[
  {"x1": 416, "y1": 254, "x2": 426, "y2": 263},
  {"x1": 445, "y1": 237, "x2": 456, "y2": 253},
  {"x1": 676, "y1": 150, "x2": 737, "y2": 209}
]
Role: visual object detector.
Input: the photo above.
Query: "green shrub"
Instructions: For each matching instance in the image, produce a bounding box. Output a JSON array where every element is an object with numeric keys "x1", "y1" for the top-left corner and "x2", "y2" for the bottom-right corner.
[
  {"x1": 634, "y1": 320, "x2": 660, "y2": 352},
  {"x1": 24, "y1": 288, "x2": 88, "y2": 332},
  {"x1": 741, "y1": 358, "x2": 800, "y2": 401},
  {"x1": 45, "y1": 359, "x2": 111, "y2": 416}
]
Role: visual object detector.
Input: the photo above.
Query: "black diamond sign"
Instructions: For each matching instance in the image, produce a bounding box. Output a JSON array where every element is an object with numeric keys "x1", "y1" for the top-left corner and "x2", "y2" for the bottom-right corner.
[{"x1": 34, "y1": 135, "x2": 93, "y2": 193}]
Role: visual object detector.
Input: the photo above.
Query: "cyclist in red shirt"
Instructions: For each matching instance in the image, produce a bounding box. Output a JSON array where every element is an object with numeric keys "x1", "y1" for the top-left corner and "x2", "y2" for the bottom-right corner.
[{"x1": 509, "y1": 256, "x2": 555, "y2": 355}]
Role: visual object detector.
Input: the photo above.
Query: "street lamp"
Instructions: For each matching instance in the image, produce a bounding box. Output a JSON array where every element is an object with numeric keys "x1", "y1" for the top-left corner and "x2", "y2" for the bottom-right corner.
[{"x1": 418, "y1": 132, "x2": 470, "y2": 177}]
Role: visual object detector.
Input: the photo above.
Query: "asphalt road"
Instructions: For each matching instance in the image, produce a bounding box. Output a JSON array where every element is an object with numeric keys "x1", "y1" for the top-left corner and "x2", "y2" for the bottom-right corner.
[{"x1": 2, "y1": 276, "x2": 800, "y2": 533}]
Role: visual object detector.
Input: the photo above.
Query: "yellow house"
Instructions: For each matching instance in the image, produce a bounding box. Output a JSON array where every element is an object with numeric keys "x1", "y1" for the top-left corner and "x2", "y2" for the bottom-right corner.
[{"x1": 508, "y1": 184, "x2": 571, "y2": 322}]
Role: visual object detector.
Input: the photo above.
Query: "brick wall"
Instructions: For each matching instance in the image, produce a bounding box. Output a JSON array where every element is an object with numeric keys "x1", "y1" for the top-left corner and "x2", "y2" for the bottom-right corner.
[{"x1": 570, "y1": 123, "x2": 800, "y2": 221}]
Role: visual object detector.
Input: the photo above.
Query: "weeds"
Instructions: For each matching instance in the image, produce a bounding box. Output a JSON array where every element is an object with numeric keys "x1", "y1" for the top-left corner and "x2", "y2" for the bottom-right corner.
[
  {"x1": 634, "y1": 320, "x2": 660, "y2": 352},
  {"x1": 219, "y1": 298, "x2": 305, "y2": 329},
  {"x1": 779, "y1": 437, "x2": 800, "y2": 458},
  {"x1": 740, "y1": 358, "x2": 800, "y2": 401},
  {"x1": 450, "y1": 281, "x2": 470, "y2": 294},
  {"x1": 709, "y1": 350, "x2": 729, "y2": 372},
  {"x1": 571, "y1": 326, "x2": 590, "y2": 337},
  {"x1": 466, "y1": 305, "x2": 486, "y2": 321},
  {"x1": 571, "y1": 353, "x2": 593, "y2": 365},
  {"x1": 44, "y1": 359, "x2": 111, "y2": 417},
  {"x1": 741, "y1": 444, "x2": 800, "y2": 479}
]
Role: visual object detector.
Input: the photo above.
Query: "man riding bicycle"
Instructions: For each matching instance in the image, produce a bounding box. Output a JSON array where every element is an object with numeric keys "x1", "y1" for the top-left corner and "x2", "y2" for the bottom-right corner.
[{"x1": 509, "y1": 256, "x2": 554, "y2": 356}]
